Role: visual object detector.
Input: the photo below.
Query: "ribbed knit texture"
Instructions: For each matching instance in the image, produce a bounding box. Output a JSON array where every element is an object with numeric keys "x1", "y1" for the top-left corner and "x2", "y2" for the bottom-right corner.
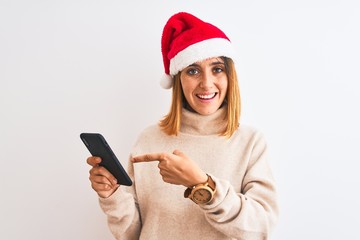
[{"x1": 99, "y1": 107, "x2": 278, "y2": 240}]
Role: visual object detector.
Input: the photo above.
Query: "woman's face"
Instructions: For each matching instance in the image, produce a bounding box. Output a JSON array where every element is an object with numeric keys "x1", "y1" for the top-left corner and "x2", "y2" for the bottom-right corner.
[{"x1": 180, "y1": 57, "x2": 228, "y2": 115}]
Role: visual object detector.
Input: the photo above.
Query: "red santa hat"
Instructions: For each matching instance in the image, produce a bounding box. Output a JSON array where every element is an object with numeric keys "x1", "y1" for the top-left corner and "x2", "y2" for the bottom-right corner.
[{"x1": 160, "y1": 12, "x2": 235, "y2": 89}]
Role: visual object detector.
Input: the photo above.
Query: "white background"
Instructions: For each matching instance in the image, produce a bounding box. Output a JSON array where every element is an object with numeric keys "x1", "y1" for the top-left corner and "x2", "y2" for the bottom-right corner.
[{"x1": 1, "y1": 1, "x2": 359, "y2": 239}]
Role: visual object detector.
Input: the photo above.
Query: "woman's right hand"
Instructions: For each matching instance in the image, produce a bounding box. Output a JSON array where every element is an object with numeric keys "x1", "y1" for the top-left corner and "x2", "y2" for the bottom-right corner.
[{"x1": 87, "y1": 156, "x2": 119, "y2": 198}]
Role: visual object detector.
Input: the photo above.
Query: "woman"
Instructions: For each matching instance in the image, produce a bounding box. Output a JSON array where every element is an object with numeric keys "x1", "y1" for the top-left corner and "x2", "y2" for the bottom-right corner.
[{"x1": 87, "y1": 12, "x2": 278, "y2": 240}]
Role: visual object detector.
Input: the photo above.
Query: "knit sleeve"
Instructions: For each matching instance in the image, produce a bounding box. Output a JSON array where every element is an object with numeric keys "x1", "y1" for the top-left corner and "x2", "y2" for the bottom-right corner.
[
  {"x1": 200, "y1": 132, "x2": 279, "y2": 240},
  {"x1": 98, "y1": 161, "x2": 141, "y2": 240}
]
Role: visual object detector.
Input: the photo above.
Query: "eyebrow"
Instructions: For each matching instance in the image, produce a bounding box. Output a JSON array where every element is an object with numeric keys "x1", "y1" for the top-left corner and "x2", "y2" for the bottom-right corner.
[{"x1": 188, "y1": 61, "x2": 225, "y2": 67}]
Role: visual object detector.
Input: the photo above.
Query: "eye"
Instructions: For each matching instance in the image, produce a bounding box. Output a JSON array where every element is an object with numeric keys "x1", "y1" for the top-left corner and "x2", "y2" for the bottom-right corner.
[
  {"x1": 213, "y1": 66, "x2": 224, "y2": 73},
  {"x1": 186, "y1": 68, "x2": 199, "y2": 75}
]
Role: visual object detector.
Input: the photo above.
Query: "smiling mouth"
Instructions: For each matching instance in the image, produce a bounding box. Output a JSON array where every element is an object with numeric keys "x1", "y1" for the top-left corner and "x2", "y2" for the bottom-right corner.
[{"x1": 196, "y1": 93, "x2": 217, "y2": 100}]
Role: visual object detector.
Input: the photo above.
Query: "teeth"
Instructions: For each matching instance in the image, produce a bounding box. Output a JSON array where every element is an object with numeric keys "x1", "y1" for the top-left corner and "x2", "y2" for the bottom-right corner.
[{"x1": 197, "y1": 93, "x2": 216, "y2": 99}]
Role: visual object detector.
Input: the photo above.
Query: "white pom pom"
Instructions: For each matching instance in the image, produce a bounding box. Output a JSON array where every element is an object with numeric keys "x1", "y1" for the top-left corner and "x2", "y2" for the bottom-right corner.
[{"x1": 160, "y1": 74, "x2": 173, "y2": 89}]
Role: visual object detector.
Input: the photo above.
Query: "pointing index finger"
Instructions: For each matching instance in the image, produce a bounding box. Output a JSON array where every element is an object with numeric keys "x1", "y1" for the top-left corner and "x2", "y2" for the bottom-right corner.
[{"x1": 132, "y1": 153, "x2": 166, "y2": 163}]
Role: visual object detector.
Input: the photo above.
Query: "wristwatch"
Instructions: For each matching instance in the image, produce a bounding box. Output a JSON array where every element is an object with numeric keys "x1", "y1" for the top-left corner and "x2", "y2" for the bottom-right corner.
[{"x1": 184, "y1": 175, "x2": 216, "y2": 204}]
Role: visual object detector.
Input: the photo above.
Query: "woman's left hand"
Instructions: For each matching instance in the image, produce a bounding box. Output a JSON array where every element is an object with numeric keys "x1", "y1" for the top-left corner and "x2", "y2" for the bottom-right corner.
[{"x1": 132, "y1": 149, "x2": 207, "y2": 187}]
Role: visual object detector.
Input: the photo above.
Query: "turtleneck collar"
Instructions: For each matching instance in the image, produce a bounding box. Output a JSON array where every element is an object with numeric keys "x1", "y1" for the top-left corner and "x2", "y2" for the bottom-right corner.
[{"x1": 180, "y1": 107, "x2": 228, "y2": 135}]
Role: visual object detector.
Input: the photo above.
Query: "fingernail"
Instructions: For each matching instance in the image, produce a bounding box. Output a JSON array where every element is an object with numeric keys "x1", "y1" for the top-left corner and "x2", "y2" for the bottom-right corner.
[{"x1": 113, "y1": 179, "x2": 117, "y2": 184}]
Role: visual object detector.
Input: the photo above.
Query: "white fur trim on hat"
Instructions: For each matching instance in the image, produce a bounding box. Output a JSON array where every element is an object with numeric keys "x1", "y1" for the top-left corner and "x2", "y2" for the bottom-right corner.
[
  {"x1": 169, "y1": 38, "x2": 235, "y2": 76},
  {"x1": 160, "y1": 74, "x2": 173, "y2": 89}
]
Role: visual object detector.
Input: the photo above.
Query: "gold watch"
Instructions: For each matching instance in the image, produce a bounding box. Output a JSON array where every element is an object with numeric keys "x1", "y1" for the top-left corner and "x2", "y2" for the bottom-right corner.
[{"x1": 184, "y1": 175, "x2": 216, "y2": 204}]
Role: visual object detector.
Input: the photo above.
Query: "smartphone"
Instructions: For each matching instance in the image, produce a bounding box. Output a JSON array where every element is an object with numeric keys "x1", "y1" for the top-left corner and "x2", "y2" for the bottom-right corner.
[{"x1": 80, "y1": 133, "x2": 132, "y2": 186}]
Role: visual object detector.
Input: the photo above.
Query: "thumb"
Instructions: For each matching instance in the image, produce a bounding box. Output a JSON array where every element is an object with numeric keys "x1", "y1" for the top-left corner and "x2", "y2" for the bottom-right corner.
[{"x1": 172, "y1": 149, "x2": 185, "y2": 157}]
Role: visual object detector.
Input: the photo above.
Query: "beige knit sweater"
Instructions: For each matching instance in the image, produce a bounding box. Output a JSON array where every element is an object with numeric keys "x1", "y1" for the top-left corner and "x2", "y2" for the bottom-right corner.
[{"x1": 99, "y1": 107, "x2": 278, "y2": 240}]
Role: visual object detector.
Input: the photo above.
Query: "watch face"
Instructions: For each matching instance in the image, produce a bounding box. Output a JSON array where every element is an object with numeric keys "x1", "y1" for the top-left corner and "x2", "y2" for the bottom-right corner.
[{"x1": 193, "y1": 188, "x2": 212, "y2": 204}]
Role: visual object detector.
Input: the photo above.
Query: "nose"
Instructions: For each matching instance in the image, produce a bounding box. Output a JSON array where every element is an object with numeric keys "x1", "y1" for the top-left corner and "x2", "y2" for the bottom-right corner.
[{"x1": 199, "y1": 71, "x2": 214, "y2": 89}]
